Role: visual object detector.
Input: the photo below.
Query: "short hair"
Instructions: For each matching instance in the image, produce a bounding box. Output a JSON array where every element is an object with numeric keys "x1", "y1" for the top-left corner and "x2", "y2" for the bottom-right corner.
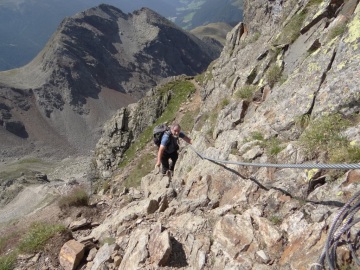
[{"x1": 171, "y1": 123, "x2": 181, "y2": 130}]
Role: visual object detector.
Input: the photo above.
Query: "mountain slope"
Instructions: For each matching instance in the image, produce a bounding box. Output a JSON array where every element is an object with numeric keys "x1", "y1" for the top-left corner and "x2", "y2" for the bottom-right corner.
[
  {"x1": 175, "y1": 0, "x2": 243, "y2": 29},
  {"x1": 0, "y1": 4, "x2": 218, "y2": 158},
  {"x1": 0, "y1": 0, "x2": 241, "y2": 71},
  {"x1": 88, "y1": 0, "x2": 360, "y2": 269}
]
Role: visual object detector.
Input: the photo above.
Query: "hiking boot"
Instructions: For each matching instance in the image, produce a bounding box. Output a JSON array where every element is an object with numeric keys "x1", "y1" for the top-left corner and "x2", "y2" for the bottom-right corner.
[{"x1": 166, "y1": 170, "x2": 171, "y2": 177}]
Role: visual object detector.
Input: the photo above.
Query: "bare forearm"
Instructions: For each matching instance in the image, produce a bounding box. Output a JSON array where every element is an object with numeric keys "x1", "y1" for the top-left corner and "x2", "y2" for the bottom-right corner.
[
  {"x1": 184, "y1": 136, "x2": 192, "y2": 144},
  {"x1": 157, "y1": 146, "x2": 165, "y2": 164}
]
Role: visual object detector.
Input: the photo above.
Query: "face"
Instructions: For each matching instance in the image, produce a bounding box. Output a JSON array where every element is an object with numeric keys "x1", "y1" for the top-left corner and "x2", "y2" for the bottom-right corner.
[{"x1": 171, "y1": 126, "x2": 181, "y2": 137}]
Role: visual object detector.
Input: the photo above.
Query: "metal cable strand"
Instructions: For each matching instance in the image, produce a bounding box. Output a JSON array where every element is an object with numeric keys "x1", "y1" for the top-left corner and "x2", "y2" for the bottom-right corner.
[
  {"x1": 328, "y1": 217, "x2": 360, "y2": 269},
  {"x1": 188, "y1": 146, "x2": 360, "y2": 269},
  {"x1": 328, "y1": 218, "x2": 360, "y2": 269},
  {"x1": 189, "y1": 146, "x2": 360, "y2": 170},
  {"x1": 315, "y1": 190, "x2": 360, "y2": 269},
  {"x1": 349, "y1": 231, "x2": 360, "y2": 266}
]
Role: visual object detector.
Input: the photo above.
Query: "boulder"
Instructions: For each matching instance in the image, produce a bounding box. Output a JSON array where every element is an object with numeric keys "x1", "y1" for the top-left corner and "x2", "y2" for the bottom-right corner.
[{"x1": 59, "y1": 240, "x2": 85, "y2": 270}]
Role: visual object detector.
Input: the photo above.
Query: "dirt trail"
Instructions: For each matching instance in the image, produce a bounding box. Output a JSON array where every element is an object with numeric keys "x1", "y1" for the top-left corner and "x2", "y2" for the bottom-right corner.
[{"x1": 0, "y1": 156, "x2": 92, "y2": 232}]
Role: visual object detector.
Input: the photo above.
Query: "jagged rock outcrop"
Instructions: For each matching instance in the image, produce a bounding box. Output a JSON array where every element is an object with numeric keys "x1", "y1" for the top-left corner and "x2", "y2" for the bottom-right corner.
[
  {"x1": 79, "y1": 1, "x2": 360, "y2": 269},
  {"x1": 94, "y1": 75, "x2": 193, "y2": 178},
  {"x1": 7, "y1": 0, "x2": 360, "y2": 269},
  {"x1": 0, "y1": 4, "x2": 218, "y2": 158}
]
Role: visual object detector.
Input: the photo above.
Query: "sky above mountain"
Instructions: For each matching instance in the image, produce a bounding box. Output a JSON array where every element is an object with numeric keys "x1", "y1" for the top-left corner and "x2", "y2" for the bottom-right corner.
[{"x1": 0, "y1": 0, "x2": 242, "y2": 71}]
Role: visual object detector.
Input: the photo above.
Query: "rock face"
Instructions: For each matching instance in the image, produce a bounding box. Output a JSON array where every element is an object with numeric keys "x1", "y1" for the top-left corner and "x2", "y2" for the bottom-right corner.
[
  {"x1": 0, "y1": 4, "x2": 218, "y2": 158},
  {"x1": 8, "y1": 0, "x2": 360, "y2": 270},
  {"x1": 78, "y1": 1, "x2": 360, "y2": 270}
]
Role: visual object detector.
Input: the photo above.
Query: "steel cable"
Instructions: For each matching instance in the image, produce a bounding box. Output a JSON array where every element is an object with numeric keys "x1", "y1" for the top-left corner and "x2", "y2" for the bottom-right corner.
[
  {"x1": 308, "y1": 190, "x2": 360, "y2": 270},
  {"x1": 188, "y1": 146, "x2": 360, "y2": 269},
  {"x1": 189, "y1": 145, "x2": 360, "y2": 170}
]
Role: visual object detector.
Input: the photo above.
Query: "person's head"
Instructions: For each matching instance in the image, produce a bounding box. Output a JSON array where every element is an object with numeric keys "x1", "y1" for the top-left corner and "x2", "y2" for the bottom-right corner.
[{"x1": 170, "y1": 124, "x2": 181, "y2": 138}]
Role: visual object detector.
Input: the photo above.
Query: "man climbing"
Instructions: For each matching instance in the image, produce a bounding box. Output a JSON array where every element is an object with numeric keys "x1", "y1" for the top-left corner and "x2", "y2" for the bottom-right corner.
[{"x1": 155, "y1": 123, "x2": 192, "y2": 176}]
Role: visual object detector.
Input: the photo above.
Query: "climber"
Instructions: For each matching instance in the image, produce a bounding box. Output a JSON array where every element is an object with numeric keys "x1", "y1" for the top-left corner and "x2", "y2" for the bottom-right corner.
[{"x1": 155, "y1": 123, "x2": 192, "y2": 176}]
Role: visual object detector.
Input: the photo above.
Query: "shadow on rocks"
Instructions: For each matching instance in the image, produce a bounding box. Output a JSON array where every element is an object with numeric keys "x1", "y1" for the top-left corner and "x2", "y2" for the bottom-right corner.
[{"x1": 166, "y1": 237, "x2": 188, "y2": 268}]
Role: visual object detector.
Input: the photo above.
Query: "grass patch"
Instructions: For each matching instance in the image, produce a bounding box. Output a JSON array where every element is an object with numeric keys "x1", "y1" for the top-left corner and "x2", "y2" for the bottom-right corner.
[
  {"x1": 180, "y1": 108, "x2": 199, "y2": 133},
  {"x1": 307, "y1": 0, "x2": 323, "y2": 6},
  {"x1": 58, "y1": 187, "x2": 89, "y2": 209},
  {"x1": 220, "y1": 98, "x2": 230, "y2": 109},
  {"x1": 266, "y1": 137, "x2": 284, "y2": 156},
  {"x1": 0, "y1": 233, "x2": 20, "y2": 255},
  {"x1": 249, "y1": 31, "x2": 260, "y2": 43},
  {"x1": 299, "y1": 114, "x2": 360, "y2": 163},
  {"x1": 206, "y1": 111, "x2": 219, "y2": 138},
  {"x1": 0, "y1": 252, "x2": 17, "y2": 270},
  {"x1": 194, "y1": 112, "x2": 209, "y2": 132},
  {"x1": 123, "y1": 153, "x2": 154, "y2": 188},
  {"x1": 18, "y1": 223, "x2": 66, "y2": 253},
  {"x1": 328, "y1": 23, "x2": 346, "y2": 41},
  {"x1": 194, "y1": 72, "x2": 206, "y2": 85},
  {"x1": 246, "y1": 132, "x2": 284, "y2": 157},
  {"x1": 18, "y1": 158, "x2": 43, "y2": 164},
  {"x1": 101, "y1": 180, "x2": 111, "y2": 193},
  {"x1": 195, "y1": 60, "x2": 217, "y2": 85},
  {"x1": 266, "y1": 63, "x2": 282, "y2": 88},
  {"x1": 275, "y1": 11, "x2": 307, "y2": 44},
  {"x1": 235, "y1": 85, "x2": 257, "y2": 100},
  {"x1": 100, "y1": 237, "x2": 116, "y2": 246},
  {"x1": 295, "y1": 114, "x2": 311, "y2": 130},
  {"x1": 251, "y1": 131, "x2": 264, "y2": 141},
  {"x1": 119, "y1": 80, "x2": 195, "y2": 168},
  {"x1": 269, "y1": 215, "x2": 282, "y2": 225}
]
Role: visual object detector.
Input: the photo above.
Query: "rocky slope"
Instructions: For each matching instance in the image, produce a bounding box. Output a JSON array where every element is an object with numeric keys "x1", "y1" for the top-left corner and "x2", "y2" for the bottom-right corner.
[
  {"x1": 83, "y1": 0, "x2": 360, "y2": 269},
  {"x1": 0, "y1": 4, "x2": 218, "y2": 159},
  {"x1": 4, "y1": 0, "x2": 360, "y2": 269}
]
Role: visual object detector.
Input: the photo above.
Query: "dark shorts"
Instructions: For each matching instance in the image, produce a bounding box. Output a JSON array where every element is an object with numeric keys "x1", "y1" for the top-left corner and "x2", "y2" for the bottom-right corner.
[{"x1": 161, "y1": 151, "x2": 178, "y2": 174}]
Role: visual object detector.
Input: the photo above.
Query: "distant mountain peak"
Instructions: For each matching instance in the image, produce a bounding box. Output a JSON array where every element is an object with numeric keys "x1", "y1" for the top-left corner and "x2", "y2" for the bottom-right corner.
[{"x1": 0, "y1": 4, "x2": 219, "y2": 158}]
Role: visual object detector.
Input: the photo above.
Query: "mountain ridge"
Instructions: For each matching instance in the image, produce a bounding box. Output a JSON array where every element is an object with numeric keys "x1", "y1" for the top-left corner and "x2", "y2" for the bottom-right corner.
[{"x1": 0, "y1": 4, "x2": 219, "y2": 158}]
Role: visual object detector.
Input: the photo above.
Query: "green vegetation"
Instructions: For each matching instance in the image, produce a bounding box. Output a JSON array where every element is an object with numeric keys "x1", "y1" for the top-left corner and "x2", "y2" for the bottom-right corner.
[
  {"x1": 180, "y1": 108, "x2": 200, "y2": 133},
  {"x1": 58, "y1": 187, "x2": 89, "y2": 209},
  {"x1": 299, "y1": 114, "x2": 360, "y2": 163},
  {"x1": 328, "y1": 23, "x2": 347, "y2": 41},
  {"x1": 266, "y1": 137, "x2": 284, "y2": 156},
  {"x1": 269, "y1": 215, "x2": 282, "y2": 225},
  {"x1": 220, "y1": 98, "x2": 230, "y2": 109},
  {"x1": 249, "y1": 32, "x2": 260, "y2": 44},
  {"x1": 18, "y1": 158, "x2": 42, "y2": 164},
  {"x1": 206, "y1": 112, "x2": 218, "y2": 138},
  {"x1": 275, "y1": 11, "x2": 307, "y2": 44},
  {"x1": 120, "y1": 80, "x2": 195, "y2": 169},
  {"x1": 195, "y1": 72, "x2": 206, "y2": 85},
  {"x1": 235, "y1": 85, "x2": 257, "y2": 100},
  {"x1": 100, "y1": 237, "x2": 116, "y2": 246},
  {"x1": 246, "y1": 131, "x2": 284, "y2": 157},
  {"x1": 266, "y1": 63, "x2": 283, "y2": 88},
  {"x1": 0, "y1": 222, "x2": 66, "y2": 270},
  {"x1": 18, "y1": 223, "x2": 66, "y2": 253},
  {"x1": 295, "y1": 114, "x2": 311, "y2": 130},
  {"x1": 307, "y1": 0, "x2": 323, "y2": 6},
  {"x1": 194, "y1": 112, "x2": 209, "y2": 132},
  {"x1": 101, "y1": 179, "x2": 111, "y2": 193},
  {"x1": 250, "y1": 131, "x2": 264, "y2": 141},
  {"x1": 195, "y1": 61, "x2": 216, "y2": 85},
  {"x1": 0, "y1": 252, "x2": 17, "y2": 270},
  {"x1": 123, "y1": 153, "x2": 154, "y2": 188}
]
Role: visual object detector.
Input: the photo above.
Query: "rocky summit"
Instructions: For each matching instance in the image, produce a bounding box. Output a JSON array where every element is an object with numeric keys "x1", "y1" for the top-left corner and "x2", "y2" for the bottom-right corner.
[
  {"x1": 0, "y1": 4, "x2": 218, "y2": 159},
  {"x1": 1, "y1": 0, "x2": 360, "y2": 270}
]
